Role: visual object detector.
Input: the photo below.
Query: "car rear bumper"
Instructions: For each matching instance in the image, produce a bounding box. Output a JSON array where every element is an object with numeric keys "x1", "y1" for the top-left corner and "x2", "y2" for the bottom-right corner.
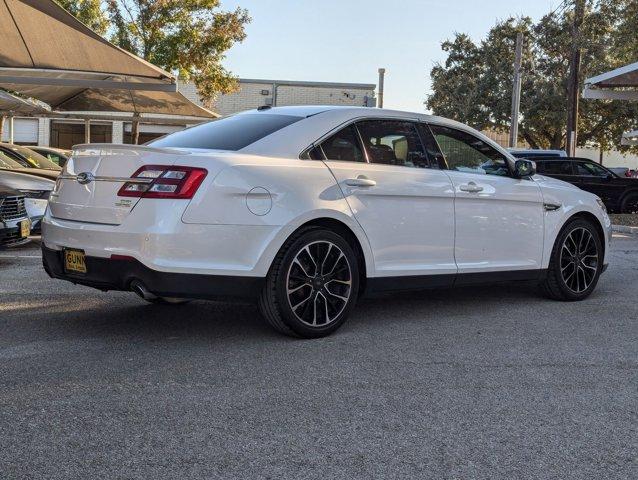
[{"x1": 42, "y1": 246, "x2": 264, "y2": 300}]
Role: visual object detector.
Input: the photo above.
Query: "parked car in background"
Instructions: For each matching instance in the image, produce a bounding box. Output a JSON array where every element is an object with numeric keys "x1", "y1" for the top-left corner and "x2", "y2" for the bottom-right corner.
[
  {"x1": 0, "y1": 187, "x2": 30, "y2": 248},
  {"x1": 42, "y1": 106, "x2": 610, "y2": 338},
  {"x1": 509, "y1": 148, "x2": 567, "y2": 159},
  {"x1": 29, "y1": 146, "x2": 71, "y2": 167},
  {"x1": 0, "y1": 143, "x2": 61, "y2": 180},
  {"x1": 0, "y1": 149, "x2": 61, "y2": 181},
  {"x1": 534, "y1": 157, "x2": 638, "y2": 213},
  {"x1": 0, "y1": 170, "x2": 54, "y2": 232},
  {"x1": 609, "y1": 167, "x2": 638, "y2": 178}
]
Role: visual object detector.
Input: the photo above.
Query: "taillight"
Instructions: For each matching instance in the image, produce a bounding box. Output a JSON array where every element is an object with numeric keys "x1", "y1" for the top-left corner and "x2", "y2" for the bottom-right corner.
[{"x1": 117, "y1": 165, "x2": 207, "y2": 199}]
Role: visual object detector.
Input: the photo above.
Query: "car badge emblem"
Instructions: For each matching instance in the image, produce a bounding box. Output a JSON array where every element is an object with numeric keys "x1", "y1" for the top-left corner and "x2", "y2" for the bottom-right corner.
[{"x1": 76, "y1": 172, "x2": 95, "y2": 185}]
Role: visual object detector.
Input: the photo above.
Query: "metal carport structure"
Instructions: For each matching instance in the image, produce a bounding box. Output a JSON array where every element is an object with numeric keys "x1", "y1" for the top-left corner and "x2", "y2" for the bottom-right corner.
[{"x1": 0, "y1": 0, "x2": 215, "y2": 143}]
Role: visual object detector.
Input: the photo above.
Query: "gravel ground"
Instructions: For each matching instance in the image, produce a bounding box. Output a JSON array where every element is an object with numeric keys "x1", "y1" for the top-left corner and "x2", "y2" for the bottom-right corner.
[
  {"x1": 610, "y1": 214, "x2": 638, "y2": 226},
  {"x1": 0, "y1": 236, "x2": 637, "y2": 479}
]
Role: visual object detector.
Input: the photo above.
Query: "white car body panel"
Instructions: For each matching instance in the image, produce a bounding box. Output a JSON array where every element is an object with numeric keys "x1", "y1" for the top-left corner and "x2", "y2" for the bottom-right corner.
[
  {"x1": 325, "y1": 160, "x2": 456, "y2": 276},
  {"x1": 42, "y1": 106, "x2": 610, "y2": 295}
]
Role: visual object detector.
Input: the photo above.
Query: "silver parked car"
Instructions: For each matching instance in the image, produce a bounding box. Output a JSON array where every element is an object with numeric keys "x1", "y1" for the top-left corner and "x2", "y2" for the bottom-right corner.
[{"x1": 0, "y1": 169, "x2": 54, "y2": 232}]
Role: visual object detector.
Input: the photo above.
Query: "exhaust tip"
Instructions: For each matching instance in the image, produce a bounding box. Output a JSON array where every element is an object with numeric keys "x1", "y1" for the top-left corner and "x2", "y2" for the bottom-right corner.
[{"x1": 130, "y1": 280, "x2": 158, "y2": 301}]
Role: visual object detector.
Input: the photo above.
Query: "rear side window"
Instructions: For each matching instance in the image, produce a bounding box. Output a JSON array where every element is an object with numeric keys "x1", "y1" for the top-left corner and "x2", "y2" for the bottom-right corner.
[
  {"x1": 320, "y1": 125, "x2": 365, "y2": 162},
  {"x1": 536, "y1": 161, "x2": 573, "y2": 175},
  {"x1": 356, "y1": 120, "x2": 431, "y2": 168},
  {"x1": 149, "y1": 114, "x2": 302, "y2": 151}
]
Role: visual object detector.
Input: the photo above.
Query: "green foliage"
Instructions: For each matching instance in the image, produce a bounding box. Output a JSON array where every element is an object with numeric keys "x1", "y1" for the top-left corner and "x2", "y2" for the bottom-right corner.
[
  {"x1": 55, "y1": 0, "x2": 110, "y2": 35},
  {"x1": 426, "y1": 1, "x2": 638, "y2": 152},
  {"x1": 56, "y1": 0, "x2": 250, "y2": 103}
]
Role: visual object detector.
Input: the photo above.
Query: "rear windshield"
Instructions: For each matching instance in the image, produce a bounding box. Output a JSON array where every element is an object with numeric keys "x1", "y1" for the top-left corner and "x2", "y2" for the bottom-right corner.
[
  {"x1": 2, "y1": 145, "x2": 62, "y2": 170},
  {"x1": 149, "y1": 113, "x2": 302, "y2": 151},
  {"x1": 0, "y1": 151, "x2": 25, "y2": 169}
]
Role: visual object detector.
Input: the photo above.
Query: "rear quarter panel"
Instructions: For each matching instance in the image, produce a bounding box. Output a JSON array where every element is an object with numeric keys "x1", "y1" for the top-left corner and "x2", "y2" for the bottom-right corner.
[{"x1": 181, "y1": 155, "x2": 375, "y2": 276}]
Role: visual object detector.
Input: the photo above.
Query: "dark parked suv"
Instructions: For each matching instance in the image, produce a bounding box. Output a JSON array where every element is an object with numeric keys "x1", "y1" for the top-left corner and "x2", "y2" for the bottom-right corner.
[
  {"x1": 0, "y1": 186, "x2": 30, "y2": 248},
  {"x1": 533, "y1": 157, "x2": 638, "y2": 213}
]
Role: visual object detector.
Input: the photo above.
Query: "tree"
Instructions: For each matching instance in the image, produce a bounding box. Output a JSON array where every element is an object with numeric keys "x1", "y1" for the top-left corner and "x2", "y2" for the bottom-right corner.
[
  {"x1": 55, "y1": 0, "x2": 109, "y2": 35},
  {"x1": 105, "y1": 0, "x2": 250, "y2": 103},
  {"x1": 426, "y1": 1, "x2": 638, "y2": 153},
  {"x1": 55, "y1": 1, "x2": 250, "y2": 104}
]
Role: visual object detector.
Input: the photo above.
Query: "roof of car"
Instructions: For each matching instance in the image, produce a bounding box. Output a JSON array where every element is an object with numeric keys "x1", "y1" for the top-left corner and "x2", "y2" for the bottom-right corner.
[{"x1": 532, "y1": 157, "x2": 598, "y2": 162}]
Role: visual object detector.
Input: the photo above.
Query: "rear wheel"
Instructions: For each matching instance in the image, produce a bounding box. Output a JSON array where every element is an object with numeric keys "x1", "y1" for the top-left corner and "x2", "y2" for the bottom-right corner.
[
  {"x1": 621, "y1": 192, "x2": 638, "y2": 214},
  {"x1": 541, "y1": 218, "x2": 603, "y2": 301},
  {"x1": 258, "y1": 228, "x2": 359, "y2": 338}
]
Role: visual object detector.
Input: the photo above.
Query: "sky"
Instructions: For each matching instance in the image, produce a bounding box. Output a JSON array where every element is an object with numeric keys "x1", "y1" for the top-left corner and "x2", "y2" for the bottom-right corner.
[{"x1": 219, "y1": 0, "x2": 560, "y2": 112}]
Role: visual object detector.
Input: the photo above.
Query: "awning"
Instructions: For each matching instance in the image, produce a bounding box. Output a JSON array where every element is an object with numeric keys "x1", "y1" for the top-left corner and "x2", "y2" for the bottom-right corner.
[
  {"x1": 0, "y1": 89, "x2": 50, "y2": 115},
  {"x1": 583, "y1": 61, "x2": 638, "y2": 101},
  {"x1": 0, "y1": 0, "x2": 216, "y2": 118}
]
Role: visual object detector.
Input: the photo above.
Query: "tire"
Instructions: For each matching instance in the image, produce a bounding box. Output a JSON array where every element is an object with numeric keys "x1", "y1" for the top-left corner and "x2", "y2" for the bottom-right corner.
[
  {"x1": 620, "y1": 192, "x2": 638, "y2": 214},
  {"x1": 258, "y1": 227, "x2": 360, "y2": 338},
  {"x1": 540, "y1": 218, "x2": 603, "y2": 301}
]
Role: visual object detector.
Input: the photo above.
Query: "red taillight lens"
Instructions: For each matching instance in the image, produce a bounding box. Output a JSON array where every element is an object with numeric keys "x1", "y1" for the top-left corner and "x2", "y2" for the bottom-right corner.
[{"x1": 117, "y1": 165, "x2": 207, "y2": 199}]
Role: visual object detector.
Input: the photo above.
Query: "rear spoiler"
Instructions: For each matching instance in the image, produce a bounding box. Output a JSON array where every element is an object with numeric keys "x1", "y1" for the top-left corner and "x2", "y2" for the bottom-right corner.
[{"x1": 71, "y1": 144, "x2": 192, "y2": 156}]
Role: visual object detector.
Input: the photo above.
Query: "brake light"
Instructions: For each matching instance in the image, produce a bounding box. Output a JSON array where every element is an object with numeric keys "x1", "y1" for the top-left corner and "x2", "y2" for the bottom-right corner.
[{"x1": 117, "y1": 165, "x2": 207, "y2": 199}]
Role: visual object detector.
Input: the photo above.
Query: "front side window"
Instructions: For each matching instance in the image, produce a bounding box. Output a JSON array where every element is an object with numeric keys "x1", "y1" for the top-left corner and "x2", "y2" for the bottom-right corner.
[
  {"x1": 319, "y1": 125, "x2": 364, "y2": 162},
  {"x1": 574, "y1": 162, "x2": 610, "y2": 177},
  {"x1": 429, "y1": 124, "x2": 509, "y2": 176},
  {"x1": 356, "y1": 120, "x2": 430, "y2": 168},
  {"x1": 149, "y1": 113, "x2": 302, "y2": 151}
]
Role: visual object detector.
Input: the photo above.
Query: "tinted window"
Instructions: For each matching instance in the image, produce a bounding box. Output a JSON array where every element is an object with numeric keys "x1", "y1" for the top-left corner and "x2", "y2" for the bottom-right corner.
[
  {"x1": 149, "y1": 114, "x2": 302, "y2": 151},
  {"x1": 429, "y1": 125, "x2": 509, "y2": 176},
  {"x1": 574, "y1": 162, "x2": 610, "y2": 177},
  {"x1": 417, "y1": 124, "x2": 445, "y2": 169},
  {"x1": 0, "y1": 151, "x2": 25, "y2": 169},
  {"x1": 536, "y1": 161, "x2": 573, "y2": 175},
  {"x1": 356, "y1": 120, "x2": 430, "y2": 168},
  {"x1": 1, "y1": 145, "x2": 61, "y2": 170},
  {"x1": 320, "y1": 125, "x2": 364, "y2": 162}
]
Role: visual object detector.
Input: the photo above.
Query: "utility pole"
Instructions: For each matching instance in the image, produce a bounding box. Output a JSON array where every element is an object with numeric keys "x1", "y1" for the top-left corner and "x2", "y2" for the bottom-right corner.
[
  {"x1": 509, "y1": 32, "x2": 524, "y2": 148},
  {"x1": 566, "y1": 0, "x2": 586, "y2": 157},
  {"x1": 377, "y1": 68, "x2": 386, "y2": 108}
]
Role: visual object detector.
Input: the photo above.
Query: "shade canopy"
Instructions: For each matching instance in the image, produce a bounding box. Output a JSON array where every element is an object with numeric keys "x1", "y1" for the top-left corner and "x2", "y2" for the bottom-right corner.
[
  {"x1": 0, "y1": 89, "x2": 50, "y2": 115},
  {"x1": 583, "y1": 61, "x2": 638, "y2": 101},
  {"x1": 0, "y1": 0, "x2": 215, "y2": 118}
]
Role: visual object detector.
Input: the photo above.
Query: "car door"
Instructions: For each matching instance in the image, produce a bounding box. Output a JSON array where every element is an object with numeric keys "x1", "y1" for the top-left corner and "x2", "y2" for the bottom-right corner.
[
  {"x1": 572, "y1": 160, "x2": 620, "y2": 208},
  {"x1": 316, "y1": 119, "x2": 456, "y2": 282},
  {"x1": 427, "y1": 123, "x2": 545, "y2": 277}
]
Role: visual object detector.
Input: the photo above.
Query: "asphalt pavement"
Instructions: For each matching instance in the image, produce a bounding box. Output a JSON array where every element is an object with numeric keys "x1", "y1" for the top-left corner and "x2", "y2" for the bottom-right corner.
[{"x1": 1, "y1": 236, "x2": 637, "y2": 479}]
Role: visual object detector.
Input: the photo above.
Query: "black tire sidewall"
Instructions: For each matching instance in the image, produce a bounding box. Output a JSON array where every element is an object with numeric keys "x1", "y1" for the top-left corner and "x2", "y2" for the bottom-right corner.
[
  {"x1": 621, "y1": 192, "x2": 638, "y2": 214},
  {"x1": 273, "y1": 229, "x2": 359, "y2": 338},
  {"x1": 550, "y1": 219, "x2": 603, "y2": 300}
]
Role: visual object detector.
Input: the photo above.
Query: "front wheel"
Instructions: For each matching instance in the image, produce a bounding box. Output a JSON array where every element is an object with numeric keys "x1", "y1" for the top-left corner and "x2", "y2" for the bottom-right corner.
[
  {"x1": 258, "y1": 228, "x2": 359, "y2": 338},
  {"x1": 541, "y1": 218, "x2": 603, "y2": 301},
  {"x1": 621, "y1": 192, "x2": 638, "y2": 214}
]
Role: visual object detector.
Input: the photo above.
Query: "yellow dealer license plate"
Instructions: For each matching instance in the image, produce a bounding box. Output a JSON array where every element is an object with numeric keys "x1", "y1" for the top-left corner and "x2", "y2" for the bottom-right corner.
[
  {"x1": 64, "y1": 249, "x2": 87, "y2": 274},
  {"x1": 20, "y1": 219, "x2": 30, "y2": 238}
]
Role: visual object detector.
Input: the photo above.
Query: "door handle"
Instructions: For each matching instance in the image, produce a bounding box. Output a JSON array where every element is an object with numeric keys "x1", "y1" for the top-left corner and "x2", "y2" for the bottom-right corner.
[
  {"x1": 345, "y1": 176, "x2": 376, "y2": 187},
  {"x1": 459, "y1": 182, "x2": 483, "y2": 193}
]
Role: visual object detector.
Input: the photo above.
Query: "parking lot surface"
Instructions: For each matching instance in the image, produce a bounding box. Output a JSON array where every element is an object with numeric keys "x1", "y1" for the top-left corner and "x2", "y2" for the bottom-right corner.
[{"x1": 1, "y1": 236, "x2": 637, "y2": 479}]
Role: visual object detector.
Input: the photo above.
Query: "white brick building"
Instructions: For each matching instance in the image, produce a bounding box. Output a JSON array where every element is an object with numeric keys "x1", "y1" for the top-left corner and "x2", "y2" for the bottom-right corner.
[{"x1": 2, "y1": 78, "x2": 376, "y2": 149}]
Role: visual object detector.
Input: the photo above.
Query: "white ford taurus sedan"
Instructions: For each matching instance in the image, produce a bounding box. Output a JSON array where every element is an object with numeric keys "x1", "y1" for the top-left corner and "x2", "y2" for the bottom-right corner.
[{"x1": 42, "y1": 106, "x2": 611, "y2": 337}]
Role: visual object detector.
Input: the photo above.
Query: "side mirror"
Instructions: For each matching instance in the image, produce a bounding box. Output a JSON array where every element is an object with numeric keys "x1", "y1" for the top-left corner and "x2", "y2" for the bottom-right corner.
[{"x1": 514, "y1": 159, "x2": 536, "y2": 178}]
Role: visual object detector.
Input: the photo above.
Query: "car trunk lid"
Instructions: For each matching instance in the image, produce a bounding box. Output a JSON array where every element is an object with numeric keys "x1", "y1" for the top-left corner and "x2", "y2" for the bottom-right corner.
[{"x1": 49, "y1": 144, "x2": 191, "y2": 225}]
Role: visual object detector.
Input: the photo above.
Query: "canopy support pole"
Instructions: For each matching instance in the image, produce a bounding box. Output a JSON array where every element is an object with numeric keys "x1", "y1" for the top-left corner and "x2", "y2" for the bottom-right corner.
[
  {"x1": 0, "y1": 116, "x2": 4, "y2": 140},
  {"x1": 8, "y1": 116, "x2": 14, "y2": 144},
  {"x1": 131, "y1": 115, "x2": 140, "y2": 145},
  {"x1": 84, "y1": 119, "x2": 91, "y2": 143}
]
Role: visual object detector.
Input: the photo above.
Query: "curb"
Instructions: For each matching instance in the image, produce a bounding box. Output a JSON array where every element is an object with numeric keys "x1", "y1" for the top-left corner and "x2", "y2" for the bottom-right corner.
[{"x1": 612, "y1": 224, "x2": 638, "y2": 234}]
